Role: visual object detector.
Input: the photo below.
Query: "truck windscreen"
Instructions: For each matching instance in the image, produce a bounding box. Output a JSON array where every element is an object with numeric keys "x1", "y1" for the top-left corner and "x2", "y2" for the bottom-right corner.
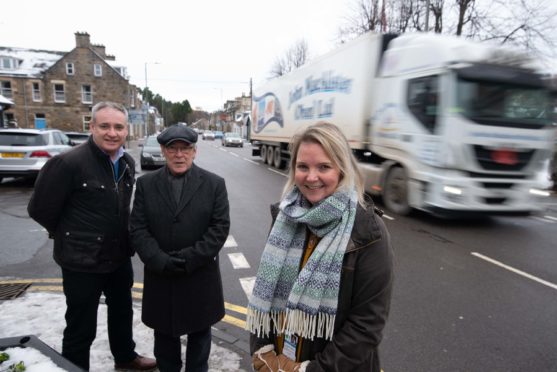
[{"x1": 456, "y1": 78, "x2": 554, "y2": 129}]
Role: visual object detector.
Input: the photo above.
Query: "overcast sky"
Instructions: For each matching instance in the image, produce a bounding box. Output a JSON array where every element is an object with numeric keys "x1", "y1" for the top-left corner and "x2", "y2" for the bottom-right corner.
[{"x1": 1, "y1": 0, "x2": 348, "y2": 112}]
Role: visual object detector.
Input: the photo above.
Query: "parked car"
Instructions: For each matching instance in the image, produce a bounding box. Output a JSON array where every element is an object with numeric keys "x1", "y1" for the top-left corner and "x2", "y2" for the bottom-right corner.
[
  {"x1": 0, "y1": 128, "x2": 73, "y2": 182},
  {"x1": 202, "y1": 131, "x2": 215, "y2": 140},
  {"x1": 214, "y1": 131, "x2": 224, "y2": 139},
  {"x1": 64, "y1": 131, "x2": 90, "y2": 145},
  {"x1": 140, "y1": 135, "x2": 166, "y2": 170},
  {"x1": 222, "y1": 132, "x2": 243, "y2": 147}
]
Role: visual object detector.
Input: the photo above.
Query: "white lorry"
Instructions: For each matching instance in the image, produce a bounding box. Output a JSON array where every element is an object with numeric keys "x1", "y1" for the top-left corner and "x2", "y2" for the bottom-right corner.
[{"x1": 250, "y1": 32, "x2": 556, "y2": 217}]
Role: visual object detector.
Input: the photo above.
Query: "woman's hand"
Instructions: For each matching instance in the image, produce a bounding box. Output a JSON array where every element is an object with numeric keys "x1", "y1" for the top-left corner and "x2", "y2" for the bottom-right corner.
[
  {"x1": 277, "y1": 354, "x2": 302, "y2": 371},
  {"x1": 252, "y1": 345, "x2": 279, "y2": 372}
]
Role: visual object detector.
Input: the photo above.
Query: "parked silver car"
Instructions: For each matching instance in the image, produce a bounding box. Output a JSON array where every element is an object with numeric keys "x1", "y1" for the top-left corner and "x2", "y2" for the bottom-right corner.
[
  {"x1": 139, "y1": 135, "x2": 166, "y2": 170},
  {"x1": 64, "y1": 131, "x2": 91, "y2": 145},
  {"x1": 0, "y1": 128, "x2": 73, "y2": 182},
  {"x1": 221, "y1": 132, "x2": 243, "y2": 147}
]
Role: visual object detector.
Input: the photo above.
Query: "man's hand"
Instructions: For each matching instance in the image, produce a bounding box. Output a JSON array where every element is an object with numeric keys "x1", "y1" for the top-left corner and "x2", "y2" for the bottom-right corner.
[
  {"x1": 277, "y1": 354, "x2": 301, "y2": 372},
  {"x1": 164, "y1": 256, "x2": 186, "y2": 274},
  {"x1": 168, "y1": 248, "x2": 188, "y2": 259},
  {"x1": 252, "y1": 345, "x2": 279, "y2": 372}
]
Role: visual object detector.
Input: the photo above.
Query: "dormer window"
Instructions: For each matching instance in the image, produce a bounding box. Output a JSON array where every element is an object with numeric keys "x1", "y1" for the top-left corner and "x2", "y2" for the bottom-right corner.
[
  {"x1": 66, "y1": 63, "x2": 75, "y2": 75},
  {"x1": 0, "y1": 57, "x2": 19, "y2": 70},
  {"x1": 94, "y1": 64, "x2": 102, "y2": 77}
]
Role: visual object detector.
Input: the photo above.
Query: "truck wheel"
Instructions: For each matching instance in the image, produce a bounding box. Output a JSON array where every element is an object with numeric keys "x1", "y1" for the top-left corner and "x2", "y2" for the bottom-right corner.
[
  {"x1": 273, "y1": 147, "x2": 285, "y2": 169},
  {"x1": 383, "y1": 166, "x2": 411, "y2": 215},
  {"x1": 261, "y1": 145, "x2": 268, "y2": 163},
  {"x1": 267, "y1": 146, "x2": 275, "y2": 165}
]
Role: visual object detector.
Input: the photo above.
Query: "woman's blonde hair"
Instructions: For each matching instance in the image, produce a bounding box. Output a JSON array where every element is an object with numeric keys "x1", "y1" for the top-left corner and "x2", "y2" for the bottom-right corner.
[{"x1": 282, "y1": 122, "x2": 366, "y2": 206}]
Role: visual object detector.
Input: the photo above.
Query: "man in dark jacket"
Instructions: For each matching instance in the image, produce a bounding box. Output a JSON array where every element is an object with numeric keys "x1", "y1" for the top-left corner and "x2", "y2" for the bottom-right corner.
[
  {"x1": 130, "y1": 125, "x2": 230, "y2": 372},
  {"x1": 27, "y1": 101, "x2": 156, "y2": 371}
]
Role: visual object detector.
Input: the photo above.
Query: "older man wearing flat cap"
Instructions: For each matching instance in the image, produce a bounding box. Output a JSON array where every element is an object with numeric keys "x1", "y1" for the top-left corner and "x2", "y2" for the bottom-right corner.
[{"x1": 130, "y1": 124, "x2": 230, "y2": 372}]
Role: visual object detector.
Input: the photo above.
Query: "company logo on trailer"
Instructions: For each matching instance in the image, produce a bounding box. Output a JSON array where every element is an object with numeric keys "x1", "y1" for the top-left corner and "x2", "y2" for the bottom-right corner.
[{"x1": 252, "y1": 93, "x2": 284, "y2": 133}]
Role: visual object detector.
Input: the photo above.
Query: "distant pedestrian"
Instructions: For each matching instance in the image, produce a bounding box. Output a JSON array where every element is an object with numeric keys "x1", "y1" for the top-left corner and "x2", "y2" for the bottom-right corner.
[
  {"x1": 247, "y1": 122, "x2": 394, "y2": 372},
  {"x1": 130, "y1": 124, "x2": 230, "y2": 372},
  {"x1": 27, "y1": 101, "x2": 156, "y2": 371}
]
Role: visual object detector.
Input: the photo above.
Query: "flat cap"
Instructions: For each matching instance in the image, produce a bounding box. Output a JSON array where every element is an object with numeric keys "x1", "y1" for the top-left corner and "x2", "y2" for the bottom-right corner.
[{"x1": 157, "y1": 125, "x2": 198, "y2": 146}]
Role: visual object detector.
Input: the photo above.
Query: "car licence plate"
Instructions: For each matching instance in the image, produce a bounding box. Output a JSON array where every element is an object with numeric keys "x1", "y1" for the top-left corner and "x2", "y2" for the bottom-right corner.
[{"x1": 1, "y1": 152, "x2": 24, "y2": 158}]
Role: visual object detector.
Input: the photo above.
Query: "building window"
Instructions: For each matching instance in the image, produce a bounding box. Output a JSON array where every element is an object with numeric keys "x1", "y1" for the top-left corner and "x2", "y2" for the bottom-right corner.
[
  {"x1": 94, "y1": 64, "x2": 102, "y2": 77},
  {"x1": 81, "y1": 85, "x2": 93, "y2": 104},
  {"x1": 3, "y1": 113, "x2": 16, "y2": 128},
  {"x1": 83, "y1": 115, "x2": 92, "y2": 131},
  {"x1": 53, "y1": 83, "x2": 66, "y2": 103},
  {"x1": 66, "y1": 63, "x2": 75, "y2": 75},
  {"x1": 1, "y1": 81, "x2": 13, "y2": 98},
  {"x1": 0, "y1": 57, "x2": 18, "y2": 70},
  {"x1": 32, "y1": 82, "x2": 42, "y2": 102}
]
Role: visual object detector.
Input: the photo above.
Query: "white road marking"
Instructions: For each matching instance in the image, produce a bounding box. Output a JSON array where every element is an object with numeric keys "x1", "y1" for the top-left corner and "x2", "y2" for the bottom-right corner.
[
  {"x1": 228, "y1": 252, "x2": 250, "y2": 269},
  {"x1": 531, "y1": 216, "x2": 556, "y2": 223},
  {"x1": 224, "y1": 235, "x2": 238, "y2": 248},
  {"x1": 240, "y1": 277, "x2": 256, "y2": 299},
  {"x1": 382, "y1": 214, "x2": 394, "y2": 220},
  {"x1": 230, "y1": 152, "x2": 239, "y2": 157},
  {"x1": 471, "y1": 252, "x2": 557, "y2": 291},
  {"x1": 268, "y1": 168, "x2": 287, "y2": 177},
  {"x1": 243, "y1": 158, "x2": 259, "y2": 164}
]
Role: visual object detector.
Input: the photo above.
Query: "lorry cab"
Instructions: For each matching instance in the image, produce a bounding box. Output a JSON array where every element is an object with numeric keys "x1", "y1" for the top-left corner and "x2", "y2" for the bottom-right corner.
[{"x1": 370, "y1": 33, "x2": 555, "y2": 216}]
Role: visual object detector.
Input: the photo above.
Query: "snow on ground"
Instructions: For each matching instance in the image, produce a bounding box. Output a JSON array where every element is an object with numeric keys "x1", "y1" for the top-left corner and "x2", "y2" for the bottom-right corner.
[{"x1": 0, "y1": 291, "x2": 244, "y2": 371}]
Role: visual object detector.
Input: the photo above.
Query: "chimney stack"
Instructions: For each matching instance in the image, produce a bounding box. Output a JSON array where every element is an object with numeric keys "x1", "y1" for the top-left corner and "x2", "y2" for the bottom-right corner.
[
  {"x1": 75, "y1": 32, "x2": 91, "y2": 48},
  {"x1": 92, "y1": 44, "x2": 106, "y2": 58}
]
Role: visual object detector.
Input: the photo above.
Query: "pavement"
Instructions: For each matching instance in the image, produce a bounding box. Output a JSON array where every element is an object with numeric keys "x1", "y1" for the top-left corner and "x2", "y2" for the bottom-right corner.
[{"x1": 0, "y1": 289, "x2": 251, "y2": 371}]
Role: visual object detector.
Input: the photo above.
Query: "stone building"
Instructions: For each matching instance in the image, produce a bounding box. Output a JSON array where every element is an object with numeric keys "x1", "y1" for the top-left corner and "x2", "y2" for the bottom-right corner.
[
  {"x1": 0, "y1": 32, "x2": 141, "y2": 133},
  {"x1": 222, "y1": 93, "x2": 251, "y2": 137}
]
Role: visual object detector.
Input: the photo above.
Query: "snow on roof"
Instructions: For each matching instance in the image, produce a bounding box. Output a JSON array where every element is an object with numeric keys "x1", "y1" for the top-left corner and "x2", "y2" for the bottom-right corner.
[
  {"x1": 0, "y1": 47, "x2": 65, "y2": 77},
  {"x1": 0, "y1": 94, "x2": 14, "y2": 105}
]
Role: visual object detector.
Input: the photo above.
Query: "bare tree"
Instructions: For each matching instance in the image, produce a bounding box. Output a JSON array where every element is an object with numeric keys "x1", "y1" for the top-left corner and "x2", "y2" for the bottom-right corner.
[
  {"x1": 269, "y1": 39, "x2": 310, "y2": 78},
  {"x1": 337, "y1": 0, "x2": 382, "y2": 42},
  {"x1": 478, "y1": 0, "x2": 557, "y2": 62},
  {"x1": 429, "y1": 0, "x2": 444, "y2": 32},
  {"x1": 338, "y1": 0, "x2": 557, "y2": 69},
  {"x1": 453, "y1": 0, "x2": 476, "y2": 36}
]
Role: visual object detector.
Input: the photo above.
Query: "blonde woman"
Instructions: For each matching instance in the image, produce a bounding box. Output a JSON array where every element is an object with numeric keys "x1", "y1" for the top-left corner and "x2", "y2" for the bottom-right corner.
[{"x1": 247, "y1": 122, "x2": 394, "y2": 371}]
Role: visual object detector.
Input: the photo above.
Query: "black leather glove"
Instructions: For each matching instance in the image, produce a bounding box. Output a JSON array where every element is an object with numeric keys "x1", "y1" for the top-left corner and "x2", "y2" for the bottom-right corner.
[
  {"x1": 164, "y1": 256, "x2": 187, "y2": 274},
  {"x1": 168, "y1": 248, "x2": 188, "y2": 259}
]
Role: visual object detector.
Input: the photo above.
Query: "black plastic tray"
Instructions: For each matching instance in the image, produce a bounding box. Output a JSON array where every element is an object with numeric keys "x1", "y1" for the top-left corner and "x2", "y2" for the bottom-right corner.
[{"x1": 0, "y1": 335, "x2": 85, "y2": 371}]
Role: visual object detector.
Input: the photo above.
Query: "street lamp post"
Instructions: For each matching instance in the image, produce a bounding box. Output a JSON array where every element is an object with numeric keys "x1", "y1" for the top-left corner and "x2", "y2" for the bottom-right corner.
[
  {"x1": 144, "y1": 62, "x2": 160, "y2": 137},
  {"x1": 144, "y1": 62, "x2": 149, "y2": 137}
]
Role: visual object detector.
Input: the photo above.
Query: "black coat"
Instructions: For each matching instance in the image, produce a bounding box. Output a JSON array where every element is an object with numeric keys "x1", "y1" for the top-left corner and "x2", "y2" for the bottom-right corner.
[
  {"x1": 130, "y1": 163, "x2": 230, "y2": 336},
  {"x1": 27, "y1": 137, "x2": 135, "y2": 273}
]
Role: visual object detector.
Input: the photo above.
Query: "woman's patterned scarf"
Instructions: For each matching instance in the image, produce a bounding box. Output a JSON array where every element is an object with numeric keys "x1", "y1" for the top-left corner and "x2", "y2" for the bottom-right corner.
[{"x1": 246, "y1": 186, "x2": 357, "y2": 341}]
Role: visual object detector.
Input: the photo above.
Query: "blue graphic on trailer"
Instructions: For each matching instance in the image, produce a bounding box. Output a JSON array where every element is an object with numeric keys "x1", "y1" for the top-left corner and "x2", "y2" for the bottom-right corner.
[{"x1": 252, "y1": 93, "x2": 283, "y2": 133}]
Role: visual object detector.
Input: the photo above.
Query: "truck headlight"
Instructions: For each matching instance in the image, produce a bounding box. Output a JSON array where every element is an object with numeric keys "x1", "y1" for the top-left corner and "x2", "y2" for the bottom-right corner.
[
  {"x1": 529, "y1": 188, "x2": 550, "y2": 197},
  {"x1": 443, "y1": 185, "x2": 464, "y2": 202}
]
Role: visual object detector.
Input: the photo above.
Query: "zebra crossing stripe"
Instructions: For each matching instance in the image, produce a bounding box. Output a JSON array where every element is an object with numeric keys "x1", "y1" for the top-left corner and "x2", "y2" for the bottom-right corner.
[
  {"x1": 239, "y1": 277, "x2": 256, "y2": 299},
  {"x1": 227, "y1": 253, "x2": 250, "y2": 269},
  {"x1": 224, "y1": 235, "x2": 238, "y2": 248}
]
